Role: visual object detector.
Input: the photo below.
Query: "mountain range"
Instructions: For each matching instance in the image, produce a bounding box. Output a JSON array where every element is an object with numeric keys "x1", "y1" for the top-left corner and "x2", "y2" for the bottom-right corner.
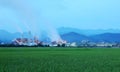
[
  {"x1": 0, "y1": 27, "x2": 120, "y2": 43},
  {"x1": 58, "y1": 27, "x2": 120, "y2": 36},
  {"x1": 61, "y1": 32, "x2": 120, "y2": 43}
]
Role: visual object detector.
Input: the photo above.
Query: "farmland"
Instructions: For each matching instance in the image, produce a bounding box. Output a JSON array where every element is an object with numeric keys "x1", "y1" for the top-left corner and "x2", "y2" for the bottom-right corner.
[{"x1": 0, "y1": 47, "x2": 120, "y2": 72}]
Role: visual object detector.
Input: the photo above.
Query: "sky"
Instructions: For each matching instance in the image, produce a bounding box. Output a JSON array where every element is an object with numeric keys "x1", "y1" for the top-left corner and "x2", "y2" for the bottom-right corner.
[{"x1": 0, "y1": 0, "x2": 120, "y2": 33}]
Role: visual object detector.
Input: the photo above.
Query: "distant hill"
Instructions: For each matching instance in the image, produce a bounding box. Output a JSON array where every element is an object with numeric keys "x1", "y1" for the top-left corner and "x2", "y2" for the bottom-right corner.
[
  {"x1": 61, "y1": 32, "x2": 90, "y2": 42},
  {"x1": 61, "y1": 32, "x2": 120, "y2": 43},
  {"x1": 0, "y1": 30, "x2": 33, "y2": 43},
  {"x1": 0, "y1": 30, "x2": 13, "y2": 43},
  {"x1": 90, "y1": 33, "x2": 120, "y2": 42},
  {"x1": 58, "y1": 27, "x2": 120, "y2": 35}
]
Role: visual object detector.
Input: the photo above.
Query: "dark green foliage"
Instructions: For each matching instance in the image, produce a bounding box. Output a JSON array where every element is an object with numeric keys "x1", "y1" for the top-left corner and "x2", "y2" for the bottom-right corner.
[
  {"x1": 0, "y1": 48, "x2": 120, "y2": 72},
  {"x1": 57, "y1": 44, "x2": 61, "y2": 47},
  {"x1": 62, "y1": 44, "x2": 66, "y2": 47}
]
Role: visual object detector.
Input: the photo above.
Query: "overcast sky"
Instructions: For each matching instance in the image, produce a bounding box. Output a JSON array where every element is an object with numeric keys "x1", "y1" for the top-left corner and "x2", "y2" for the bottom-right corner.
[{"x1": 0, "y1": 0, "x2": 120, "y2": 33}]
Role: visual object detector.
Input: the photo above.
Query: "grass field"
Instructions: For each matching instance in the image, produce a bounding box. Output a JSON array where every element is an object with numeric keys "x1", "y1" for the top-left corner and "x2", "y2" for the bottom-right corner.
[{"x1": 0, "y1": 47, "x2": 120, "y2": 72}]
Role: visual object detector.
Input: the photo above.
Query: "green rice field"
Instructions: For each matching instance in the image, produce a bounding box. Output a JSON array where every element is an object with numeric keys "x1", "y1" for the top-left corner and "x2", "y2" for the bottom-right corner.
[{"x1": 0, "y1": 47, "x2": 120, "y2": 72}]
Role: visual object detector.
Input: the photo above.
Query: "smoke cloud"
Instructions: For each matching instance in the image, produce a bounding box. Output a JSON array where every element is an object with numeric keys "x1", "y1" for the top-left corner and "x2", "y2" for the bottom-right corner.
[{"x1": 0, "y1": 0, "x2": 62, "y2": 42}]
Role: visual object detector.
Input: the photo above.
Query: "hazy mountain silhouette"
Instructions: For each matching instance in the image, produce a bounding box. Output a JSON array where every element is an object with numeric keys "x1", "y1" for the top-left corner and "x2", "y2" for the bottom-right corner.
[
  {"x1": 0, "y1": 30, "x2": 34, "y2": 43},
  {"x1": 58, "y1": 27, "x2": 120, "y2": 35},
  {"x1": 61, "y1": 32, "x2": 90, "y2": 42},
  {"x1": 0, "y1": 30, "x2": 13, "y2": 43},
  {"x1": 90, "y1": 33, "x2": 120, "y2": 42}
]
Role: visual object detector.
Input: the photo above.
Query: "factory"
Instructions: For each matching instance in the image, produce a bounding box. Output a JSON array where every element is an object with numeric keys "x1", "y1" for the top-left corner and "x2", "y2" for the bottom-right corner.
[
  {"x1": 12, "y1": 31, "x2": 67, "y2": 47},
  {"x1": 12, "y1": 37, "x2": 40, "y2": 46},
  {"x1": 12, "y1": 31, "x2": 40, "y2": 46}
]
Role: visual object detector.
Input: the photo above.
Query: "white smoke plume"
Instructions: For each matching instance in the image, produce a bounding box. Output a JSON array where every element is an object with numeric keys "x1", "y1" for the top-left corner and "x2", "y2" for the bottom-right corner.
[
  {"x1": 45, "y1": 20, "x2": 62, "y2": 42},
  {"x1": 0, "y1": 0, "x2": 62, "y2": 42},
  {"x1": 0, "y1": 0, "x2": 38, "y2": 35}
]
